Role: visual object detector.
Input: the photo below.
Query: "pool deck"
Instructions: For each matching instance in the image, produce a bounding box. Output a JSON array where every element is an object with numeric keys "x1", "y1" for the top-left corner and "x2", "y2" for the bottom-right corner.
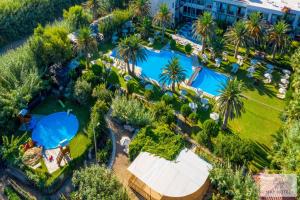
[{"x1": 43, "y1": 148, "x2": 70, "y2": 174}]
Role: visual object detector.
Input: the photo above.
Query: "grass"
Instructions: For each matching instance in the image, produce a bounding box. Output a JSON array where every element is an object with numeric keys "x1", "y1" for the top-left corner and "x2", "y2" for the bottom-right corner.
[{"x1": 31, "y1": 96, "x2": 91, "y2": 185}]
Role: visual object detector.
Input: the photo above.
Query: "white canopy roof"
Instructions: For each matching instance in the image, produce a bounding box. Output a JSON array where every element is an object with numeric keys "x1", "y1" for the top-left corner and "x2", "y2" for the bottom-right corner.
[{"x1": 128, "y1": 148, "x2": 212, "y2": 198}]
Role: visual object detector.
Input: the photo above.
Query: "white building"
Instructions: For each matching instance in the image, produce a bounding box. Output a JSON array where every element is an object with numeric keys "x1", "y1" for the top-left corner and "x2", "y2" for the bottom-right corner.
[{"x1": 150, "y1": 0, "x2": 300, "y2": 35}]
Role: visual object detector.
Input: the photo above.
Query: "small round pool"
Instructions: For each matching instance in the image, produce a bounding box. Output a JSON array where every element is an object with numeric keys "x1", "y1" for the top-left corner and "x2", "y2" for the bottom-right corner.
[{"x1": 32, "y1": 112, "x2": 79, "y2": 149}]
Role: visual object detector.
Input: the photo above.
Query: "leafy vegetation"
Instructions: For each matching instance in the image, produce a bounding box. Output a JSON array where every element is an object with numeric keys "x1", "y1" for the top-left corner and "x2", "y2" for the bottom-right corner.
[
  {"x1": 129, "y1": 125, "x2": 185, "y2": 161},
  {"x1": 71, "y1": 165, "x2": 129, "y2": 200}
]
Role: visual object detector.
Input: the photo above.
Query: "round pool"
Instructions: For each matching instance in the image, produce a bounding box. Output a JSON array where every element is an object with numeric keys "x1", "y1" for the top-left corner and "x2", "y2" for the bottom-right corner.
[{"x1": 32, "y1": 112, "x2": 79, "y2": 149}]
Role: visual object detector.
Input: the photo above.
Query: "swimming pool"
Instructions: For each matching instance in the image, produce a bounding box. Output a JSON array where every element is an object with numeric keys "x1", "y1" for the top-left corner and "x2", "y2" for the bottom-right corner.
[
  {"x1": 32, "y1": 112, "x2": 79, "y2": 149},
  {"x1": 191, "y1": 67, "x2": 229, "y2": 96},
  {"x1": 111, "y1": 49, "x2": 194, "y2": 82}
]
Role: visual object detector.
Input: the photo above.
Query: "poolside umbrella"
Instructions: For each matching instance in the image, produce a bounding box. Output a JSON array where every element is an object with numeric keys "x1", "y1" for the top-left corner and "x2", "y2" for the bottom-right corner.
[
  {"x1": 189, "y1": 102, "x2": 198, "y2": 111},
  {"x1": 266, "y1": 64, "x2": 274, "y2": 69},
  {"x1": 250, "y1": 59, "x2": 258, "y2": 65},
  {"x1": 281, "y1": 78, "x2": 289, "y2": 84},
  {"x1": 145, "y1": 84, "x2": 154, "y2": 91},
  {"x1": 279, "y1": 88, "x2": 287, "y2": 94},
  {"x1": 282, "y1": 69, "x2": 291, "y2": 75},
  {"x1": 120, "y1": 136, "x2": 131, "y2": 147},
  {"x1": 264, "y1": 73, "x2": 272, "y2": 79},
  {"x1": 210, "y1": 112, "x2": 219, "y2": 122},
  {"x1": 201, "y1": 98, "x2": 209, "y2": 105}
]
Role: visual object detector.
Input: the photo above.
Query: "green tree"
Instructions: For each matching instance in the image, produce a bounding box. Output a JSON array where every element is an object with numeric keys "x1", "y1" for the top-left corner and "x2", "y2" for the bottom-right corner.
[
  {"x1": 246, "y1": 12, "x2": 264, "y2": 47},
  {"x1": 209, "y1": 36, "x2": 225, "y2": 60},
  {"x1": 137, "y1": 17, "x2": 152, "y2": 40},
  {"x1": 117, "y1": 37, "x2": 132, "y2": 74},
  {"x1": 77, "y1": 27, "x2": 98, "y2": 70},
  {"x1": 73, "y1": 78, "x2": 92, "y2": 105},
  {"x1": 217, "y1": 78, "x2": 245, "y2": 130},
  {"x1": 225, "y1": 20, "x2": 248, "y2": 58},
  {"x1": 268, "y1": 20, "x2": 290, "y2": 59},
  {"x1": 92, "y1": 84, "x2": 112, "y2": 103},
  {"x1": 130, "y1": 0, "x2": 150, "y2": 20},
  {"x1": 63, "y1": 5, "x2": 91, "y2": 31},
  {"x1": 153, "y1": 3, "x2": 172, "y2": 41},
  {"x1": 71, "y1": 165, "x2": 129, "y2": 200},
  {"x1": 152, "y1": 101, "x2": 175, "y2": 125},
  {"x1": 193, "y1": 11, "x2": 215, "y2": 54},
  {"x1": 87, "y1": 0, "x2": 101, "y2": 20},
  {"x1": 160, "y1": 57, "x2": 186, "y2": 92},
  {"x1": 180, "y1": 104, "x2": 192, "y2": 119}
]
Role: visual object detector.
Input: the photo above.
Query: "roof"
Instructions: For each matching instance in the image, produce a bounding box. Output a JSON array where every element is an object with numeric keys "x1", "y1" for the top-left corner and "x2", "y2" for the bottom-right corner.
[{"x1": 127, "y1": 148, "x2": 212, "y2": 198}]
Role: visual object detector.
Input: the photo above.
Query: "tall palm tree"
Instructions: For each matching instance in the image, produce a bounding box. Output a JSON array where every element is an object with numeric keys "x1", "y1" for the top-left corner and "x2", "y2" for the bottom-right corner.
[
  {"x1": 225, "y1": 20, "x2": 249, "y2": 58},
  {"x1": 153, "y1": 3, "x2": 172, "y2": 41},
  {"x1": 117, "y1": 35, "x2": 147, "y2": 76},
  {"x1": 117, "y1": 37, "x2": 131, "y2": 74},
  {"x1": 128, "y1": 35, "x2": 147, "y2": 76},
  {"x1": 77, "y1": 27, "x2": 98, "y2": 70},
  {"x1": 193, "y1": 11, "x2": 215, "y2": 54},
  {"x1": 130, "y1": 0, "x2": 151, "y2": 20},
  {"x1": 217, "y1": 78, "x2": 245, "y2": 130},
  {"x1": 209, "y1": 36, "x2": 225, "y2": 60},
  {"x1": 246, "y1": 12, "x2": 264, "y2": 47},
  {"x1": 268, "y1": 20, "x2": 290, "y2": 59},
  {"x1": 160, "y1": 57, "x2": 186, "y2": 92}
]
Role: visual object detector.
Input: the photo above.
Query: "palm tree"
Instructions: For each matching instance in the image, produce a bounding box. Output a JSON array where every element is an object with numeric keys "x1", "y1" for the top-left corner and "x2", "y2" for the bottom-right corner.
[
  {"x1": 225, "y1": 20, "x2": 249, "y2": 58},
  {"x1": 117, "y1": 35, "x2": 147, "y2": 76},
  {"x1": 217, "y1": 78, "x2": 245, "y2": 130},
  {"x1": 153, "y1": 3, "x2": 172, "y2": 41},
  {"x1": 130, "y1": 0, "x2": 151, "y2": 20},
  {"x1": 128, "y1": 35, "x2": 147, "y2": 76},
  {"x1": 87, "y1": 0, "x2": 101, "y2": 20},
  {"x1": 246, "y1": 12, "x2": 264, "y2": 47},
  {"x1": 117, "y1": 37, "x2": 131, "y2": 74},
  {"x1": 193, "y1": 11, "x2": 215, "y2": 54},
  {"x1": 137, "y1": 17, "x2": 152, "y2": 39},
  {"x1": 77, "y1": 27, "x2": 98, "y2": 70},
  {"x1": 268, "y1": 20, "x2": 290, "y2": 59},
  {"x1": 160, "y1": 57, "x2": 186, "y2": 92},
  {"x1": 209, "y1": 36, "x2": 225, "y2": 60}
]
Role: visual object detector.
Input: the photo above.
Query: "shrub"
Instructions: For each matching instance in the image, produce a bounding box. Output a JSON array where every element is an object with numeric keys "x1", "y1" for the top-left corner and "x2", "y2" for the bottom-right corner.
[
  {"x1": 213, "y1": 134, "x2": 254, "y2": 166},
  {"x1": 111, "y1": 96, "x2": 154, "y2": 127},
  {"x1": 209, "y1": 163, "x2": 258, "y2": 199},
  {"x1": 196, "y1": 131, "x2": 210, "y2": 147},
  {"x1": 144, "y1": 90, "x2": 154, "y2": 100},
  {"x1": 181, "y1": 104, "x2": 192, "y2": 119},
  {"x1": 202, "y1": 119, "x2": 219, "y2": 138},
  {"x1": 4, "y1": 186, "x2": 21, "y2": 200},
  {"x1": 92, "y1": 84, "x2": 112, "y2": 103},
  {"x1": 185, "y1": 44, "x2": 192, "y2": 54},
  {"x1": 189, "y1": 112, "x2": 198, "y2": 123},
  {"x1": 161, "y1": 94, "x2": 175, "y2": 105},
  {"x1": 96, "y1": 139, "x2": 112, "y2": 165},
  {"x1": 126, "y1": 80, "x2": 136, "y2": 95},
  {"x1": 73, "y1": 78, "x2": 92, "y2": 105},
  {"x1": 81, "y1": 70, "x2": 101, "y2": 86},
  {"x1": 129, "y1": 125, "x2": 184, "y2": 161},
  {"x1": 72, "y1": 165, "x2": 129, "y2": 199},
  {"x1": 170, "y1": 39, "x2": 176, "y2": 49},
  {"x1": 152, "y1": 101, "x2": 175, "y2": 125},
  {"x1": 107, "y1": 70, "x2": 120, "y2": 85},
  {"x1": 63, "y1": 5, "x2": 91, "y2": 31}
]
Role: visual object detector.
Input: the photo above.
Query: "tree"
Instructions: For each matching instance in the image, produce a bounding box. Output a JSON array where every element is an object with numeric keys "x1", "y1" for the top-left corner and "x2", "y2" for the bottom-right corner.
[
  {"x1": 130, "y1": 0, "x2": 150, "y2": 20},
  {"x1": 246, "y1": 12, "x2": 264, "y2": 47},
  {"x1": 117, "y1": 35, "x2": 147, "y2": 76},
  {"x1": 71, "y1": 165, "x2": 129, "y2": 200},
  {"x1": 92, "y1": 84, "x2": 112, "y2": 103},
  {"x1": 180, "y1": 104, "x2": 192, "y2": 119},
  {"x1": 193, "y1": 12, "x2": 215, "y2": 54},
  {"x1": 152, "y1": 101, "x2": 175, "y2": 125},
  {"x1": 73, "y1": 78, "x2": 92, "y2": 105},
  {"x1": 63, "y1": 5, "x2": 91, "y2": 31},
  {"x1": 137, "y1": 17, "x2": 152, "y2": 40},
  {"x1": 202, "y1": 119, "x2": 219, "y2": 137},
  {"x1": 217, "y1": 78, "x2": 245, "y2": 130},
  {"x1": 77, "y1": 27, "x2": 98, "y2": 70},
  {"x1": 268, "y1": 20, "x2": 290, "y2": 59},
  {"x1": 209, "y1": 36, "x2": 225, "y2": 59},
  {"x1": 225, "y1": 20, "x2": 249, "y2": 58},
  {"x1": 160, "y1": 57, "x2": 186, "y2": 92},
  {"x1": 153, "y1": 3, "x2": 172, "y2": 41},
  {"x1": 87, "y1": 0, "x2": 100, "y2": 20}
]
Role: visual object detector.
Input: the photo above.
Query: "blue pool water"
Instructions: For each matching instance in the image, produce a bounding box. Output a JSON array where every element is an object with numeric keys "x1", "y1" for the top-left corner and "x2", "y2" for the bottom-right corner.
[
  {"x1": 111, "y1": 49, "x2": 193, "y2": 82},
  {"x1": 32, "y1": 112, "x2": 79, "y2": 149},
  {"x1": 191, "y1": 67, "x2": 229, "y2": 96}
]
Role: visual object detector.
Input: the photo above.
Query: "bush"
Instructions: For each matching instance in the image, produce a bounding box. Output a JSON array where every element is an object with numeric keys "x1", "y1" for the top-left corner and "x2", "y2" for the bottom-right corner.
[
  {"x1": 202, "y1": 119, "x2": 219, "y2": 138},
  {"x1": 213, "y1": 134, "x2": 254, "y2": 166},
  {"x1": 152, "y1": 101, "x2": 175, "y2": 125},
  {"x1": 144, "y1": 90, "x2": 154, "y2": 100},
  {"x1": 196, "y1": 131, "x2": 211, "y2": 147},
  {"x1": 96, "y1": 139, "x2": 112, "y2": 164},
  {"x1": 4, "y1": 186, "x2": 21, "y2": 200},
  {"x1": 185, "y1": 44, "x2": 192, "y2": 54},
  {"x1": 92, "y1": 84, "x2": 112, "y2": 103},
  {"x1": 170, "y1": 39, "x2": 176, "y2": 49},
  {"x1": 161, "y1": 94, "x2": 175, "y2": 105},
  {"x1": 189, "y1": 112, "x2": 198, "y2": 123},
  {"x1": 126, "y1": 80, "x2": 136, "y2": 95},
  {"x1": 111, "y1": 96, "x2": 154, "y2": 127},
  {"x1": 63, "y1": 5, "x2": 91, "y2": 31},
  {"x1": 81, "y1": 70, "x2": 101, "y2": 86},
  {"x1": 129, "y1": 125, "x2": 184, "y2": 161},
  {"x1": 73, "y1": 78, "x2": 92, "y2": 105},
  {"x1": 181, "y1": 104, "x2": 192, "y2": 119}
]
